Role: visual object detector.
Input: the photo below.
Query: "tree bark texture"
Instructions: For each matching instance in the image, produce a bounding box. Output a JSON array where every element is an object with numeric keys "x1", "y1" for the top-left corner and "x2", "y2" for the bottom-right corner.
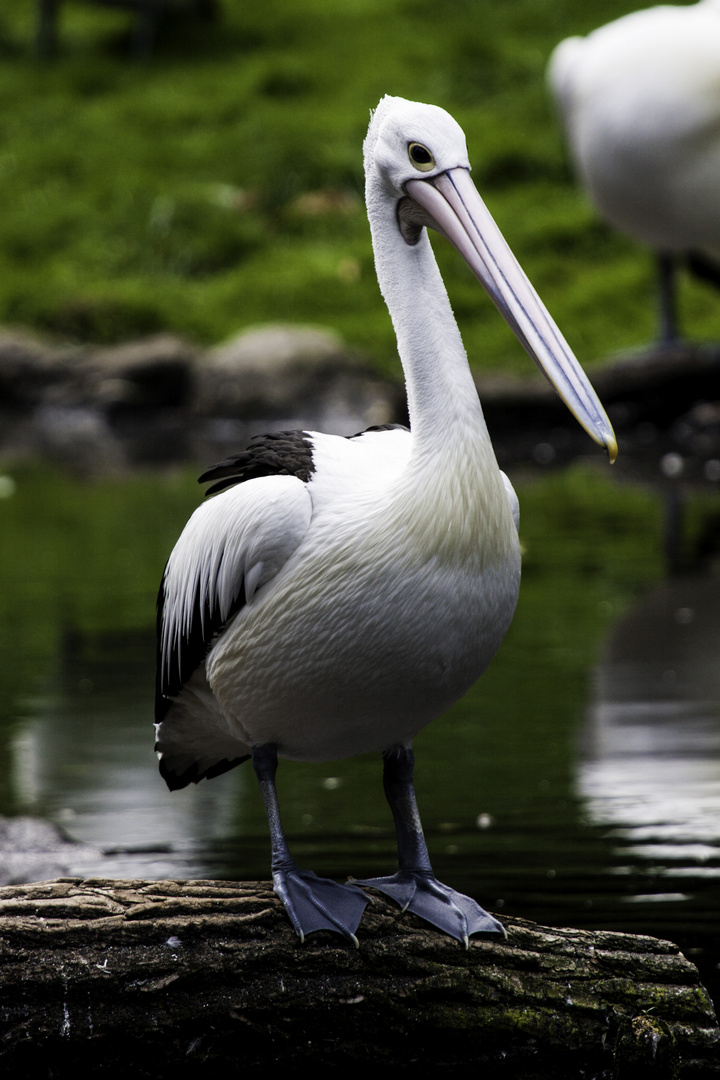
[{"x1": 0, "y1": 878, "x2": 717, "y2": 1077}]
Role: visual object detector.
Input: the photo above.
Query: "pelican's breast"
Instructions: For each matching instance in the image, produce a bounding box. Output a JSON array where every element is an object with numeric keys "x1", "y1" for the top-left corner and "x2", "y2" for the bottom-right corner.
[{"x1": 207, "y1": 433, "x2": 520, "y2": 761}]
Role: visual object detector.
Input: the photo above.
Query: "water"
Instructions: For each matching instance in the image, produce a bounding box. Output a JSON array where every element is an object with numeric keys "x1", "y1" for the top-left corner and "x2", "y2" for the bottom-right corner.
[{"x1": 1, "y1": 462, "x2": 719, "y2": 1006}]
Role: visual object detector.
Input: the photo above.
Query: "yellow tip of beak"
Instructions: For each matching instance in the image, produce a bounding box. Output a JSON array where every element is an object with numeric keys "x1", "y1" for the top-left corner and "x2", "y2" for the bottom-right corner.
[{"x1": 606, "y1": 433, "x2": 618, "y2": 464}]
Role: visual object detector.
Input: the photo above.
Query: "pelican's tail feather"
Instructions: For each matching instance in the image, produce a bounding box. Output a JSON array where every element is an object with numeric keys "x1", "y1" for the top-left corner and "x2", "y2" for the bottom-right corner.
[{"x1": 155, "y1": 665, "x2": 250, "y2": 790}]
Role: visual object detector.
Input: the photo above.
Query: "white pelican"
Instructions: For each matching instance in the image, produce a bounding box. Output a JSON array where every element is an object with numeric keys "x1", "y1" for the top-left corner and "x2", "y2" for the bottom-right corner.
[
  {"x1": 155, "y1": 96, "x2": 616, "y2": 946},
  {"x1": 548, "y1": 1, "x2": 720, "y2": 342}
]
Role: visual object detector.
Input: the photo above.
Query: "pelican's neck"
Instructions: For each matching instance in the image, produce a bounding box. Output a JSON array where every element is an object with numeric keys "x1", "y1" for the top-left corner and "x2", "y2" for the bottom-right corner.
[
  {"x1": 367, "y1": 186, "x2": 489, "y2": 461},
  {"x1": 365, "y1": 171, "x2": 517, "y2": 575}
]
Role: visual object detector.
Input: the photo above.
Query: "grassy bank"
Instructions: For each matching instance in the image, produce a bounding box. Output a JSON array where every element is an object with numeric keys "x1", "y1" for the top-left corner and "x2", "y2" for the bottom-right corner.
[{"x1": 0, "y1": 0, "x2": 717, "y2": 376}]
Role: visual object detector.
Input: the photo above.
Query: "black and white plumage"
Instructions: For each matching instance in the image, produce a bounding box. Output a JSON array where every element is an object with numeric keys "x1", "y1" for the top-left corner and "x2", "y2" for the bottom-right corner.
[
  {"x1": 548, "y1": 1, "x2": 720, "y2": 342},
  {"x1": 155, "y1": 96, "x2": 616, "y2": 946}
]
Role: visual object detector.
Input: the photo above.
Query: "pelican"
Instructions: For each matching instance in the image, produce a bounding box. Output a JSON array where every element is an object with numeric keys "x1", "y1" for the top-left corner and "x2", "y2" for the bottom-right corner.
[
  {"x1": 155, "y1": 96, "x2": 616, "y2": 946},
  {"x1": 548, "y1": 1, "x2": 720, "y2": 342}
]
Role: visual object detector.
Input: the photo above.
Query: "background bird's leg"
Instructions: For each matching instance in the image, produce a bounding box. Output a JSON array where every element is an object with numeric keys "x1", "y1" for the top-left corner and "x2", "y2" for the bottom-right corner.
[
  {"x1": 251, "y1": 744, "x2": 368, "y2": 944},
  {"x1": 657, "y1": 251, "x2": 680, "y2": 343},
  {"x1": 687, "y1": 250, "x2": 720, "y2": 290},
  {"x1": 353, "y1": 743, "x2": 504, "y2": 945}
]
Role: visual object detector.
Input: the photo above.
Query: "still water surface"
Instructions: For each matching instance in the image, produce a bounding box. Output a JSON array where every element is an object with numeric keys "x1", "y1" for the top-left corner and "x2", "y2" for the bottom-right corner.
[{"x1": 1, "y1": 463, "x2": 719, "y2": 1004}]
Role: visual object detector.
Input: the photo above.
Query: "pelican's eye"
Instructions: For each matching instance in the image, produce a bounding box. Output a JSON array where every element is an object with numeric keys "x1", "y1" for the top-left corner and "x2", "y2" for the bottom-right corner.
[{"x1": 408, "y1": 142, "x2": 435, "y2": 172}]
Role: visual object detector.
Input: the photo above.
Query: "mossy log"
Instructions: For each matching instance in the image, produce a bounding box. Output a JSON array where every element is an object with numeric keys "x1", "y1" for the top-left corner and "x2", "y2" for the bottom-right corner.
[{"x1": 0, "y1": 878, "x2": 718, "y2": 1077}]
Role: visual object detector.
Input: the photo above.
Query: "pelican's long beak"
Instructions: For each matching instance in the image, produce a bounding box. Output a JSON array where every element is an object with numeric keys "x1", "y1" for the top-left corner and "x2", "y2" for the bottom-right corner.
[{"x1": 405, "y1": 168, "x2": 617, "y2": 462}]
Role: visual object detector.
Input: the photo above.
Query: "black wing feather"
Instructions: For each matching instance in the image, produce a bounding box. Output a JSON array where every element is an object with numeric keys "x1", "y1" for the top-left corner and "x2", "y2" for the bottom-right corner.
[
  {"x1": 199, "y1": 430, "x2": 315, "y2": 496},
  {"x1": 158, "y1": 750, "x2": 250, "y2": 791}
]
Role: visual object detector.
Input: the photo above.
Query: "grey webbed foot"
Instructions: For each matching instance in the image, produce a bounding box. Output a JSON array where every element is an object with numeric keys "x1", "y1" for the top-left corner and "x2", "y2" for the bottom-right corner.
[
  {"x1": 273, "y1": 867, "x2": 369, "y2": 945},
  {"x1": 363, "y1": 744, "x2": 504, "y2": 946},
  {"x1": 253, "y1": 743, "x2": 368, "y2": 944},
  {"x1": 354, "y1": 870, "x2": 504, "y2": 946}
]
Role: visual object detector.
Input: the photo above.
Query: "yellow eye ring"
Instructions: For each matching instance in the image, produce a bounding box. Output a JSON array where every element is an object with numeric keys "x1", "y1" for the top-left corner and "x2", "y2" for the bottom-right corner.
[{"x1": 408, "y1": 142, "x2": 435, "y2": 172}]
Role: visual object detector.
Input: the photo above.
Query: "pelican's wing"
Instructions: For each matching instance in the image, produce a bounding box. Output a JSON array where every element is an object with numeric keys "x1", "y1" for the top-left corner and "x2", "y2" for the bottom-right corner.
[
  {"x1": 157, "y1": 472, "x2": 312, "y2": 719},
  {"x1": 155, "y1": 471, "x2": 312, "y2": 790}
]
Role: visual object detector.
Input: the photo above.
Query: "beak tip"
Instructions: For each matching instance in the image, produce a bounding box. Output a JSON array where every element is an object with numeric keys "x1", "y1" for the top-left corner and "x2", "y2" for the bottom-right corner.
[{"x1": 604, "y1": 432, "x2": 618, "y2": 464}]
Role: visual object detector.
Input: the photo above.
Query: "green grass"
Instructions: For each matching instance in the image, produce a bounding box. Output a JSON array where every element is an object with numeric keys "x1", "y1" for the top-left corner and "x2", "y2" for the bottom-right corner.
[{"x1": 0, "y1": 0, "x2": 718, "y2": 375}]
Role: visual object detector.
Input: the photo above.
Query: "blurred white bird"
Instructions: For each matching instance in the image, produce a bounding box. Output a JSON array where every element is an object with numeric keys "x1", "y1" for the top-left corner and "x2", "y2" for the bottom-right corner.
[
  {"x1": 549, "y1": 1, "x2": 720, "y2": 341},
  {"x1": 155, "y1": 96, "x2": 616, "y2": 947}
]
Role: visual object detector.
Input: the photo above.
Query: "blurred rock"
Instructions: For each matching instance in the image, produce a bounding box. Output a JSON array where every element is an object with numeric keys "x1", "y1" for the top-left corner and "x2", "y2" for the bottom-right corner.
[
  {"x1": 0, "y1": 330, "x2": 197, "y2": 415},
  {"x1": 80, "y1": 334, "x2": 197, "y2": 414},
  {"x1": 0, "y1": 328, "x2": 78, "y2": 408},
  {"x1": 196, "y1": 323, "x2": 401, "y2": 432}
]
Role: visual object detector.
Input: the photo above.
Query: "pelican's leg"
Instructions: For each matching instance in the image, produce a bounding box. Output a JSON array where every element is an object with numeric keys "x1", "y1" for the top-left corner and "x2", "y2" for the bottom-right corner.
[
  {"x1": 354, "y1": 745, "x2": 504, "y2": 946},
  {"x1": 252, "y1": 744, "x2": 368, "y2": 945}
]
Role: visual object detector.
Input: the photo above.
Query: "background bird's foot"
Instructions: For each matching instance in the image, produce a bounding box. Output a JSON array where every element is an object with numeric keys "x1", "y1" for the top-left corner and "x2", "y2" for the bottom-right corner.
[
  {"x1": 273, "y1": 867, "x2": 369, "y2": 945},
  {"x1": 353, "y1": 871, "x2": 504, "y2": 946}
]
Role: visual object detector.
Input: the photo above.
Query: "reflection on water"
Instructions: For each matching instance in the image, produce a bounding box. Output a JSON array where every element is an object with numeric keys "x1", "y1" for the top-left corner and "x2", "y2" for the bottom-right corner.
[
  {"x1": 8, "y1": 636, "x2": 244, "y2": 880},
  {"x1": 581, "y1": 578, "x2": 720, "y2": 863},
  {"x1": 573, "y1": 574, "x2": 720, "y2": 1004}
]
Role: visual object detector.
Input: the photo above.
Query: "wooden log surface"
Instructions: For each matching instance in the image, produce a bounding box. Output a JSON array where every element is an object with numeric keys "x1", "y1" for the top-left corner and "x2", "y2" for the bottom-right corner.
[{"x1": 0, "y1": 877, "x2": 718, "y2": 1077}]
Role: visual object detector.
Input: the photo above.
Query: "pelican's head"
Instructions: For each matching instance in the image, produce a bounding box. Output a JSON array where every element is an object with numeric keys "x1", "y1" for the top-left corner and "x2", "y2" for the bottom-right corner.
[
  {"x1": 365, "y1": 96, "x2": 618, "y2": 463},
  {"x1": 364, "y1": 96, "x2": 471, "y2": 200}
]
